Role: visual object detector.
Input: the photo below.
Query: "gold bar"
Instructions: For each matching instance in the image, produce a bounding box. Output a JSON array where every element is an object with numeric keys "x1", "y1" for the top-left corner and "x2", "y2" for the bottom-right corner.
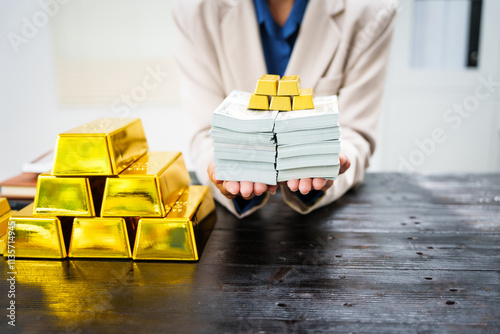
[
  {"x1": 0, "y1": 197, "x2": 10, "y2": 216},
  {"x1": 101, "y1": 152, "x2": 191, "y2": 217},
  {"x1": 101, "y1": 152, "x2": 189, "y2": 217},
  {"x1": 254, "y1": 74, "x2": 280, "y2": 96},
  {"x1": 0, "y1": 238, "x2": 4, "y2": 255},
  {"x1": 0, "y1": 238, "x2": 5, "y2": 255},
  {"x1": 278, "y1": 75, "x2": 301, "y2": 96},
  {"x1": 68, "y1": 217, "x2": 136, "y2": 259},
  {"x1": 101, "y1": 151, "x2": 191, "y2": 217},
  {"x1": 1, "y1": 210, "x2": 16, "y2": 237},
  {"x1": 33, "y1": 173, "x2": 105, "y2": 217},
  {"x1": 0, "y1": 210, "x2": 16, "y2": 255},
  {"x1": 53, "y1": 118, "x2": 149, "y2": 176},
  {"x1": 270, "y1": 96, "x2": 292, "y2": 111},
  {"x1": 5, "y1": 203, "x2": 70, "y2": 259},
  {"x1": 248, "y1": 93, "x2": 269, "y2": 110},
  {"x1": 292, "y1": 88, "x2": 315, "y2": 110},
  {"x1": 133, "y1": 185, "x2": 216, "y2": 261}
]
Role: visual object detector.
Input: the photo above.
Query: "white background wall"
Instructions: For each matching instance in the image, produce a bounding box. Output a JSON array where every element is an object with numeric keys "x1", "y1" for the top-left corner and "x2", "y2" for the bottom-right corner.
[{"x1": 0, "y1": 0, "x2": 499, "y2": 182}]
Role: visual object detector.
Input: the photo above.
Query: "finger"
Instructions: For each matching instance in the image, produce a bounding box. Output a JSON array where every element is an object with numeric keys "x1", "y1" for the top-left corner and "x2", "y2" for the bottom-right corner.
[
  {"x1": 268, "y1": 184, "x2": 278, "y2": 195},
  {"x1": 224, "y1": 181, "x2": 240, "y2": 196},
  {"x1": 254, "y1": 182, "x2": 267, "y2": 196},
  {"x1": 218, "y1": 184, "x2": 237, "y2": 199},
  {"x1": 299, "y1": 178, "x2": 312, "y2": 195},
  {"x1": 312, "y1": 178, "x2": 327, "y2": 190},
  {"x1": 321, "y1": 179, "x2": 334, "y2": 191},
  {"x1": 287, "y1": 179, "x2": 300, "y2": 192},
  {"x1": 207, "y1": 161, "x2": 223, "y2": 184},
  {"x1": 339, "y1": 154, "x2": 351, "y2": 174},
  {"x1": 213, "y1": 182, "x2": 236, "y2": 199},
  {"x1": 240, "y1": 181, "x2": 254, "y2": 198}
]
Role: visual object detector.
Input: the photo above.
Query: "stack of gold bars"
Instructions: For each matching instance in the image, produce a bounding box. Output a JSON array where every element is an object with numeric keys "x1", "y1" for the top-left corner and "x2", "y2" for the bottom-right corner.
[
  {"x1": 0, "y1": 118, "x2": 216, "y2": 261},
  {"x1": 248, "y1": 74, "x2": 315, "y2": 111}
]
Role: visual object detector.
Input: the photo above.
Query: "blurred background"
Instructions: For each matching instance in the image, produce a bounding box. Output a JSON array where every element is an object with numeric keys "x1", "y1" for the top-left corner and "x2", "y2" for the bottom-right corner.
[{"x1": 1, "y1": 0, "x2": 499, "y2": 183}]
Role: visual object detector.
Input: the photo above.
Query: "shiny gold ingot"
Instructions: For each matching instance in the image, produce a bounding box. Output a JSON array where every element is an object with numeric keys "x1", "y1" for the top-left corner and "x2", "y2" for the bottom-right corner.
[
  {"x1": 292, "y1": 88, "x2": 315, "y2": 110},
  {"x1": 0, "y1": 238, "x2": 5, "y2": 255},
  {"x1": 277, "y1": 75, "x2": 301, "y2": 96},
  {"x1": 53, "y1": 118, "x2": 149, "y2": 176},
  {"x1": 33, "y1": 173, "x2": 105, "y2": 217},
  {"x1": 255, "y1": 74, "x2": 280, "y2": 96},
  {"x1": 101, "y1": 151, "x2": 190, "y2": 217},
  {"x1": 1, "y1": 210, "x2": 16, "y2": 236},
  {"x1": 6, "y1": 203, "x2": 69, "y2": 259},
  {"x1": 133, "y1": 185, "x2": 216, "y2": 261},
  {"x1": 0, "y1": 197, "x2": 10, "y2": 216},
  {"x1": 0, "y1": 210, "x2": 16, "y2": 255},
  {"x1": 270, "y1": 96, "x2": 292, "y2": 111},
  {"x1": 248, "y1": 93, "x2": 269, "y2": 110},
  {"x1": 68, "y1": 217, "x2": 135, "y2": 258}
]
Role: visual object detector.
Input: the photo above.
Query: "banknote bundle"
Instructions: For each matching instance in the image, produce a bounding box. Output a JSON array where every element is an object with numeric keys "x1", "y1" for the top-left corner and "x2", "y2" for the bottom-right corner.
[
  {"x1": 211, "y1": 75, "x2": 341, "y2": 185},
  {"x1": 274, "y1": 95, "x2": 341, "y2": 182},
  {"x1": 2, "y1": 118, "x2": 216, "y2": 261},
  {"x1": 211, "y1": 90, "x2": 279, "y2": 185}
]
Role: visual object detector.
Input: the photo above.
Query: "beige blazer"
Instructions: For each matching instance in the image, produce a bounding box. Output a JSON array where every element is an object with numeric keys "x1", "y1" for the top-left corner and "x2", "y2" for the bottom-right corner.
[{"x1": 172, "y1": 0, "x2": 398, "y2": 218}]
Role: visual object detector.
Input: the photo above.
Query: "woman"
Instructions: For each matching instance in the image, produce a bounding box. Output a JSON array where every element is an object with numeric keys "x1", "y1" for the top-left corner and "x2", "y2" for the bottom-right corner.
[{"x1": 173, "y1": 0, "x2": 398, "y2": 217}]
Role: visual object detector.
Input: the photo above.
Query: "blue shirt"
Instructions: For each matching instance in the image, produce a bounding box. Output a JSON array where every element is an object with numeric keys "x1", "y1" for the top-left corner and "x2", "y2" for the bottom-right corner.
[
  {"x1": 234, "y1": 0, "x2": 320, "y2": 215},
  {"x1": 253, "y1": 0, "x2": 309, "y2": 76}
]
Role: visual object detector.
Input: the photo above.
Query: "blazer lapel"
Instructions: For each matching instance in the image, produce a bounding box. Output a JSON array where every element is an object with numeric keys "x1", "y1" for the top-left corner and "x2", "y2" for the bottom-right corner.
[
  {"x1": 285, "y1": 0, "x2": 344, "y2": 89},
  {"x1": 220, "y1": 0, "x2": 267, "y2": 92}
]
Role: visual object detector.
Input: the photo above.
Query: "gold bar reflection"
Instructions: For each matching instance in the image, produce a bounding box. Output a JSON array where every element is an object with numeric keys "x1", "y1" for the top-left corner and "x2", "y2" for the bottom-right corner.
[
  {"x1": 52, "y1": 118, "x2": 149, "y2": 176},
  {"x1": 248, "y1": 93, "x2": 269, "y2": 110},
  {"x1": 133, "y1": 185, "x2": 216, "y2": 261},
  {"x1": 255, "y1": 74, "x2": 280, "y2": 96},
  {"x1": 278, "y1": 75, "x2": 301, "y2": 96},
  {"x1": 101, "y1": 151, "x2": 191, "y2": 217},
  {"x1": 270, "y1": 96, "x2": 292, "y2": 111},
  {"x1": 14, "y1": 260, "x2": 132, "y2": 327},
  {"x1": 6, "y1": 203, "x2": 70, "y2": 259},
  {"x1": 68, "y1": 217, "x2": 136, "y2": 259},
  {"x1": 33, "y1": 174, "x2": 106, "y2": 217},
  {"x1": 292, "y1": 88, "x2": 315, "y2": 110}
]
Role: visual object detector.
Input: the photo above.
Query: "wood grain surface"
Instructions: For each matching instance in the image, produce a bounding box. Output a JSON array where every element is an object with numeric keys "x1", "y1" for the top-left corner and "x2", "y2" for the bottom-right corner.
[{"x1": 0, "y1": 173, "x2": 499, "y2": 333}]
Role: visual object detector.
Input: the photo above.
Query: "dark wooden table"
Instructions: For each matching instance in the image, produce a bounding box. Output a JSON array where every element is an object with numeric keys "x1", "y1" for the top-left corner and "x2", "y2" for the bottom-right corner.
[{"x1": 1, "y1": 173, "x2": 499, "y2": 333}]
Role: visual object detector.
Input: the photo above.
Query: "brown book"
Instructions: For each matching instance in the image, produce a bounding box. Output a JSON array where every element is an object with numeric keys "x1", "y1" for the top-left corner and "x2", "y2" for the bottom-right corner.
[{"x1": 0, "y1": 173, "x2": 39, "y2": 199}]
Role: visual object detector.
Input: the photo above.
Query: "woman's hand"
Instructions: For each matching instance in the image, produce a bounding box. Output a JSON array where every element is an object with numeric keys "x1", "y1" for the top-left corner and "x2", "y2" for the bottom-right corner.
[
  {"x1": 286, "y1": 153, "x2": 351, "y2": 194},
  {"x1": 207, "y1": 160, "x2": 279, "y2": 200}
]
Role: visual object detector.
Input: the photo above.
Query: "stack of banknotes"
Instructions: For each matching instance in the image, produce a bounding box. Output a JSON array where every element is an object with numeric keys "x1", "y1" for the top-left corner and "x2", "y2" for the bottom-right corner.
[
  {"x1": 211, "y1": 91, "x2": 279, "y2": 185},
  {"x1": 274, "y1": 95, "x2": 341, "y2": 182},
  {"x1": 211, "y1": 90, "x2": 341, "y2": 185}
]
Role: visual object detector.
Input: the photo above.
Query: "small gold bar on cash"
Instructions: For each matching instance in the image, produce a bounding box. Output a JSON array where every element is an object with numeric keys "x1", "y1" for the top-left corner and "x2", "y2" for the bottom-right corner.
[
  {"x1": 52, "y1": 118, "x2": 149, "y2": 176},
  {"x1": 255, "y1": 74, "x2": 280, "y2": 96},
  {"x1": 248, "y1": 93, "x2": 269, "y2": 110},
  {"x1": 33, "y1": 173, "x2": 105, "y2": 217},
  {"x1": 278, "y1": 75, "x2": 301, "y2": 96},
  {"x1": 68, "y1": 217, "x2": 135, "y2": 259},
  {"x1": 292, "y1": 88, "x2": 315, "y2": 110},
  {"x1": 101, "y1": 151, "x2": 191, "y2": 217},
  {"x1": 0, "y1": 197, "x2": 10, "y2": 216},
  {"x1": 5, "y1": 203, "x2": 69, "y2": 259},
  {"x1": 270, "y1": 96, "x2": 292, "y2": 111},
  {"x1": 133, "y1": 185, "x2": 216, "y2": 261}
]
